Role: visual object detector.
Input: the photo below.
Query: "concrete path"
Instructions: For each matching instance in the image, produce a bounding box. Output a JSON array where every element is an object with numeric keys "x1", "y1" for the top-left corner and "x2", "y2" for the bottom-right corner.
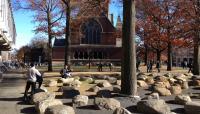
[
  {"x1": 1, "y1": 70, "x2": 200, "y2": 114},
  {"x1": 0, "y1": 71, "x2": 36, "y2": 114}
]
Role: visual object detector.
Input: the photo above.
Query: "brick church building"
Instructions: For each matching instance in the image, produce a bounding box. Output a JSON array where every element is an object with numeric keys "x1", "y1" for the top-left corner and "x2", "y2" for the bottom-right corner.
[{"x1": 52, "y1": 3, "x2": 122, "y2": 65}]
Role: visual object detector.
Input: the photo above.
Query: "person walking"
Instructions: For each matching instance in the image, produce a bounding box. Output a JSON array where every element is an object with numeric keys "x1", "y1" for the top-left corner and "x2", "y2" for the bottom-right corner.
[
  {"x1": 136, "y1": 60, "x2": 141, "y2": 72},
  {"x1": 156, "y1": 60, "x2": 161, "y2": 73},
  {"x1": 147, "y1": 60, "x2": 153, "y2": 72},
  {"x1": 150, "y1": 60, "x2": 153, "y2": 72},
  {"x1": 23, "y1": 63, "x2": 41, "y2": 102},
  {"x1": 108, "y1": 62, "x2": 113, "y2": 71},
  {"x1": 147, "y1": 61, "x2": 150, "y2": 73},
  {"x1": 188, "y1": 62, "x2": 193, "y2": 73},
  {"x1": 184, "y1": 60, "x2": 187, "y2": 69},
  {"x1": 98, "y1": 62, "x2": 103, "y2": 72}
]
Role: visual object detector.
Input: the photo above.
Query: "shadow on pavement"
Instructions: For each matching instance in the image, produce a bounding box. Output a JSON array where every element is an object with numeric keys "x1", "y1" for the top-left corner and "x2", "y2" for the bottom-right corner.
[
  {"x1": 55, "y1": 95, "x2": 63, "y2": 99},
  {"x1": 77, "y1": 105, "x2": 99, "y2": 110},
  {"x1": 17, "y1": 101, "x2": 33, "y2": 105},
  {"x1": 63, "y1": 102, "x2": 73, "y2": 106},
  {"x1": 0, "y1": 97, "x2": 22, "y2": 101},
  {"x1": 126, "y1": 105, "x2": 141, "y2": 113},
  {"x1": 166, "y1": 100, "x2": 177, "y2": 104},
  {"x1": 20, "y1": 106, "x2": 36, "y2": 114},
  {"x1": 171, "y1": 108, "x2": 184, "y2": 113}
]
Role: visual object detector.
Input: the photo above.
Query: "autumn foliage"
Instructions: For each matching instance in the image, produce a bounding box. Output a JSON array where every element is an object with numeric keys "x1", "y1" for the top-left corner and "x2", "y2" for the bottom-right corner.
[{"x1": 136, "y1": 0, "x2": 197, "y2": 69}]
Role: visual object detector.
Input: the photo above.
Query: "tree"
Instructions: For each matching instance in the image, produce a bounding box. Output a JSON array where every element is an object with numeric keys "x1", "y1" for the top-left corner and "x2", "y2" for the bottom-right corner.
[
  {"x1": 15, "y1": 0, "x2": 63, "y2": 71},
  {"x1": 121, "y1": 0, "x2": 137, "y2": 96},
  {"x1": 157, "y1": 0, "x2": 189, "y2": 71},
  {"x1": 193, "y1": 0, "x2": 200, "y2": 75},
  {"x1": 136, "y1": 0, "x2": 191, "y2": 69},
  {"x1": 16, "y1": 45, "x2": 31, "y2": 63},
  {"x1": 29, "y1": 36, "x2": 49, "y2": 62},
  {"x1": 136, "y1": 0, "x2": 168, "y2": 63},
  {"x1": 176, "y1": 0, "x2": 199, "y2": 74},
  {"x1": 182, "y1": 0, "x2": 200, "y2": 74},
  {"x1": 61, "y1": 0, "x2": 71, "y2": 66},
  {"x1": 29, "y1": 35, "x2": 48, "y2": 48}
]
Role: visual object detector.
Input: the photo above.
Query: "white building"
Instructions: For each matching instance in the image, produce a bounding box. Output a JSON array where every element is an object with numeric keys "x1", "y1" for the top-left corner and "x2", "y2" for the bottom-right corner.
[{"x1": 0, "y1": 0, "x2": 16, "y2": 61}]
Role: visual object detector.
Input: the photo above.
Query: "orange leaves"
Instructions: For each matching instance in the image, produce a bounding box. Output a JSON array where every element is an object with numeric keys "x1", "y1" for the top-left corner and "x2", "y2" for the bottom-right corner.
[{"x1": 136, "y1": 0, "x2": 197, "y2": 53}]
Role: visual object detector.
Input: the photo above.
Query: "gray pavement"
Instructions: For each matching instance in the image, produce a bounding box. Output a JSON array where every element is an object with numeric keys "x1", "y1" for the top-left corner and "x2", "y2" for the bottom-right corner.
[
  {"x1": 1, "y1": 71, "x2": 200, "y2": 114},
  {"x1": 0, "y1": 71, "x2": 36, "y2": 114}
]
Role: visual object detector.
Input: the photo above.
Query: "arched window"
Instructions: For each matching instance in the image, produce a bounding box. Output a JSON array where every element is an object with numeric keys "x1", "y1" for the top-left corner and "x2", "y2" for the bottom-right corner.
[{"x1": 81, "y1": 19, "x2": 102, "y2": 44}]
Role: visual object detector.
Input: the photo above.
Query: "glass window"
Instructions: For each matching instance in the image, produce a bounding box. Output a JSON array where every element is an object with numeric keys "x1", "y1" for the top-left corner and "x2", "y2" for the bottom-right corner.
[{"x1": 81, "y1": 19, "x2": 102, "y2": 44}]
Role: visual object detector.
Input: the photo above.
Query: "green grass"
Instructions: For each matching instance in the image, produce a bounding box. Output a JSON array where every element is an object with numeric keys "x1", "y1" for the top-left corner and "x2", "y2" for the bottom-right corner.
[
  {"x1": 36, "y1": 65, "x2": 121, "y2": 72},
  {"x1": 36, "y1": 64, "x2": 187, "y2": 73}
]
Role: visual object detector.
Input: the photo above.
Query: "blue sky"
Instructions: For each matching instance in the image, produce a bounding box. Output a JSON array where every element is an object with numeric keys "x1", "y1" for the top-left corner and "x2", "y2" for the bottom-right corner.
[
  {"x1": 13, "y1": 11, "x2": 35, "y2": 49},
  {"x1": 13, "y1": 2, "x2": 122, "y2": 49}
]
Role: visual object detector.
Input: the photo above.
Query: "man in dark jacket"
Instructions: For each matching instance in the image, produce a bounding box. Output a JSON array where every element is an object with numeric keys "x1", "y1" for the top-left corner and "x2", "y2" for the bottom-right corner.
[{"x1": 156, "y1": 60, "x2": 161, "y2": 73}]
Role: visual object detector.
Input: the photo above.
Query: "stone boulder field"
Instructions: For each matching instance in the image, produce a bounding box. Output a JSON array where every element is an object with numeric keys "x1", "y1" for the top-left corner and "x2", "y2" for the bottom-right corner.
[{"x1": 32, "y1": 72, "x2": 200, "y2": 114}]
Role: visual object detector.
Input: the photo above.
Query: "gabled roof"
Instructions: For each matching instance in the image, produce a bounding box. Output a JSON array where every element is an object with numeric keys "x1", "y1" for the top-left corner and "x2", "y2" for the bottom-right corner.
[{"x1": 98, "y1": 15, "x2": 116, "y2": 32}]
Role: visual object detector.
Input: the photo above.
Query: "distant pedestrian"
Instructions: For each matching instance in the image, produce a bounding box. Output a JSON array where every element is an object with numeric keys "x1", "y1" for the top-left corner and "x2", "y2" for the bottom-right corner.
[
  {"x1": 147, "y1": 60, "x2": 153, "y2": 72},
  {"x1": 108, "y1": 62, "x2": 113, "y2": 71},
  {"x1": 147, "y1": 61, "x2": 150, "y2": 73},
  {"x1": 23, "y1": 63, "x2": 41, "y2": 102},
  {"x1": 188, "y1": 62, "x2": 193, "y2": 73},
  {"x1": 156, "y1": 60, "x2": 161, "y2": 73},
  {"x1": 98, "y1": 62, "x2": 103, "y2": 72},
  {"x1": 183, "y1": 61, "x2": 187, "y2": 69},
  {"x1": 150, "y1": 60, "x2": 153, "y2": 72},
  {"x1": 136, "y1": 60, "x2": 141, "y2": 72}
]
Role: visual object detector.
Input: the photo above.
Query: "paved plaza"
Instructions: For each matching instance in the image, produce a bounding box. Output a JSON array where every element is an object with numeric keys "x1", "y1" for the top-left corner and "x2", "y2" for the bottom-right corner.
[{"x1": 0, "y1": 69, "x2": 200, "y2": 114}]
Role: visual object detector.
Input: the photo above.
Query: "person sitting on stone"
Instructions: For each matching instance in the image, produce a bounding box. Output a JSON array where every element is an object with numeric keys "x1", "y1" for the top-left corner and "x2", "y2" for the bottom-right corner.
[{"x1": 60, "y1": 65, "x2": 71, "y2": 78}]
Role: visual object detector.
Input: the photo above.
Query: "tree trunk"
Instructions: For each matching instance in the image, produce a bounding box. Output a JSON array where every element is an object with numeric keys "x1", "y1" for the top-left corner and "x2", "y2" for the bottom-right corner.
[
  {"x1": 156, "y1": 50, "x2": 161, "y2": 69},
  {"x1": 193, "y1": 32, "x2": 200, "y2": 75},
  {"x1": 193, "y1": 0, "x2": 200, "y2": 75},
  {"x1": 121, "y1": 0, "x2": 137, "y2": 96},
  {"x1": 167, "y1": 42, "x2": 172, "y2": 71},
  {"x1": 156, "y1": 50, "x2": 161, "y2": 62},
  {"x1": 64, "y1": 1, "x2": 71, "y2": 66},
  {"x1": 47, "y1": 11, "x2": 53, "y2": 72}
]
